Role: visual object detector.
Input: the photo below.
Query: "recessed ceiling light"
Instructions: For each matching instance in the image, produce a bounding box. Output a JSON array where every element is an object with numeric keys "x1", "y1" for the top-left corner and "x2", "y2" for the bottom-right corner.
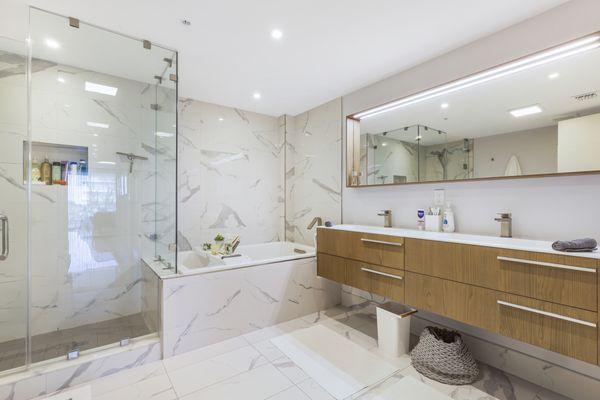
[
  {"x1": 218, "y1": 117, "x2": 224, "y2": 122},
  {"x1": 381, "y1": 142, "x2": 387, "y2": 147},
  {"x1": 271, "y1": 29, "x2": 283, "y2": 40},
  {"x1": 93, "y1": 134, "x2": 99, "y2": 137},
  {"x1": 548, "y1": 72, "x2": 560, "y2": 79},
  {"x1": 509, "y1": 104, "x2": 542, "y2": 117},
  {"x1": 441, "y1": 102, "x2": 449, "y2": 109},
  {"x1": 86, "y1": 121, "x2": 110, "y2": 129},
  {"x1": 98, "y1": 161, "x2": 116, "y2": 165},
  {"x1": 85, "y1": 81, "x2": 118, "y2": 96},
  {"x1": 57, "y1": 77, "x2": 65, "y2": 83},
  {"x1": 45, "y1": 38, "x2": 60, "y2": 49},
  {"x1": 253, "y1": 92, "x2": 261, "y2": 100},
  {"x1": 156, "y1": 131, "x2": 174, "y2": 138}
]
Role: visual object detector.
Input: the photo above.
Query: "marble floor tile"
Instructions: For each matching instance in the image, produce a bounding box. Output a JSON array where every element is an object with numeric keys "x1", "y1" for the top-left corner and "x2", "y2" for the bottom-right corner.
[
  {"x1": 267, "y1": 386, "x2": 311, "y2": 400},
  {"x1": 272, "y1": 355, "x2": 310, "y2": 384},
  {"x1": 40, "y1": 386, "x2": 91, "y2": 400},
  {"x1": 162, "y1": 336, "x2": 248, "y2": 372},
  {"x1": 297, "y1": 379, "x2": 336, "y2": 400},
  {"x1": 168, "y1": 345, "x2": 267, "y2": 397},
  {"x1": 272, "y1": 324, "x2": 398, "y2": 399},
  {"x1": 252, "y1": 339, "x2": 285, "y2": 362},
  {"x1": 180, "y1": 363, "x2": 293, "y2": 400},
  {"x1": 94, "y1": 374, "x2": 176, "y2": 400},
  {"x1": 243, "y1": 318, "x2": 312, "y2": 344}
]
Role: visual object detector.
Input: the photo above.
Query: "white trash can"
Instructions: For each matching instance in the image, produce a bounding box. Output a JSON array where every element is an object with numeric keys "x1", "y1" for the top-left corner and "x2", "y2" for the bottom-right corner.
[{"x1": 376, "y1": 303, "x2": 417, "y2": 357}]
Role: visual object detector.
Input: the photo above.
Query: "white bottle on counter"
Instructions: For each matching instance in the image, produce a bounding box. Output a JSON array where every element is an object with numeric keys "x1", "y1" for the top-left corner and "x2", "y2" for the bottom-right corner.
[{"x1": 442, "y1": 202, "x2": 455, "y2": 233}]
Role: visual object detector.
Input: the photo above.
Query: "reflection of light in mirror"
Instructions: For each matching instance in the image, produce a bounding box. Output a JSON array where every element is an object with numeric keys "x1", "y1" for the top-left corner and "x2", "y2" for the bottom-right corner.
[
  {"x1": 57, "y1": 77, "x2": 65, "y2": 83},
  {"x1": 271, "y1": 29, "x2": 283, "y2": 40},
  {"x1": 355, "y1": 34, "x2": 600, "y2": 119},
  {"x1": 218, "y1": 117, "x2": 224, "y2": 122},
  {"x1": 87, "y1": 121, "x2": 109, "y2": 129},
  {"x1": 156, "y1": 131, "x2": 174, "y2": 138},
  {"x1": 509, "y1": 104, "x2": 542, "y2": 117},
  {"x1": 98, "y1": 161, "x2": 115, "y2": 165},
  {"x1": 548, "y1": 72, "x2": 560, "y2": 79},
  {"x1": 441, "y1": 103, "x2": 449, "y2": 109},
  {"x1": 85, "y1": 81, "x2": 118, "y2": 96},
  {"x1": 253, "y1": 92, "x2": 261, "y2": 99},
  {"x1": 381, "y1": 142, "x2": 387, "y2": 146},
  {"x1": 45, "y1": 38, "x2": 60, "y2": 49}
]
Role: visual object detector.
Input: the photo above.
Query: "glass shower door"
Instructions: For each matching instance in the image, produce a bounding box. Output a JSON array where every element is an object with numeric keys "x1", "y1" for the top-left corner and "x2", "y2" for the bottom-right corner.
[{"x1": 0, "y1": 36, "x2": 28, "y2": 373}]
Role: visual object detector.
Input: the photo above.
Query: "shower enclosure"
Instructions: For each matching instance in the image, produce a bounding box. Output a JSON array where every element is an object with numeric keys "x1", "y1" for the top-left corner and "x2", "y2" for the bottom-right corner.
[{"x1": 0, "y1": 8, "x2": 177, "y2": 374}]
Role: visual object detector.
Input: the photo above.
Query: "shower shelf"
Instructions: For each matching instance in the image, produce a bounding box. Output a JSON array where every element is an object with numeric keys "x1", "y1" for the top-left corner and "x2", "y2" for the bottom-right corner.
[{"x1": 23, "y1": 141, "x2": 89, "y2": 184}]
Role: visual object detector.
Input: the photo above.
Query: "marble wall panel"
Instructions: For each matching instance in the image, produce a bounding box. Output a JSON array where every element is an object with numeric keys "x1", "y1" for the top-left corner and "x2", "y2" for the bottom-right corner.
[{"x1": 161, "y1": 258, "x2": 340, "y2": 357}]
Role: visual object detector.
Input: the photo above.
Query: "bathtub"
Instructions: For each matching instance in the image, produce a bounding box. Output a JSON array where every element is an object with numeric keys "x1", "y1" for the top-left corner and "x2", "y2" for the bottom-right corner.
[
  {"x1": 177, "y1": 241, "x2": 316, "y2": 275},
  {"x1": 162, "y1": 241, "x2": 340, "y2": 356}
]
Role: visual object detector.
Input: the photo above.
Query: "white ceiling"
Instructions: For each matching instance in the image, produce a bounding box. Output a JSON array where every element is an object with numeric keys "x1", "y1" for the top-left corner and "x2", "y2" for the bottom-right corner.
[{"x1": 2, "y1": 0, "x2": 568, "y2": 116}]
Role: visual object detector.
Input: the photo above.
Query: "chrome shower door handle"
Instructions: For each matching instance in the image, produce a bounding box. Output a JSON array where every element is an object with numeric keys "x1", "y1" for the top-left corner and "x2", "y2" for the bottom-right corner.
[{"x1": 0, "y1": 214, "x2": 8, "y2": 261}]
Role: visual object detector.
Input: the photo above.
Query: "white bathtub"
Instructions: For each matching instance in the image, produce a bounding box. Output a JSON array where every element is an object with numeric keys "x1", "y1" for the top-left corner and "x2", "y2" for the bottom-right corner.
[{"x1": 178, "y1": 241, "x2": 316, "y2": 275}]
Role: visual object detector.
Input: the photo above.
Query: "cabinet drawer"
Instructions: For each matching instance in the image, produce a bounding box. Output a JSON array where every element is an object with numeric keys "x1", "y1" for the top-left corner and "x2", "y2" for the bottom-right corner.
[
  {"x1": 496, "y1": 250, "x2": 597, "y2": 311},
  {"x1": 317, "y1": 228, "x2": 404, "y2": 269},
  {"x1": 497, "y1": 293, "x2": 597, "y2": 364},
  {"x1": 317, "y1": 253, "x2": 346, "y2": 284},
  {"x1": 361, "y1": 264, "x2": 404, "y2": 302},
  {"x1": 405, "y1": 272, "x2": 498, "y2": 333},
  {"x1": 405, "y1": 239, "x2": 598, "y2": 311}
]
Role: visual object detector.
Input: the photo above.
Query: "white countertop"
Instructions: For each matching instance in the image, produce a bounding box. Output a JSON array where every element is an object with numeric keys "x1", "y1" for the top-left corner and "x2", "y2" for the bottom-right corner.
[{"x1": 320, "y1": 224, "x2": 600, "y2": 260}]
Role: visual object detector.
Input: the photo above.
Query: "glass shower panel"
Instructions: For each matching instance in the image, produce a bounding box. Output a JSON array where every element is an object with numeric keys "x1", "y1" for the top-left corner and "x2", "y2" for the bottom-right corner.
[
  {"x1": 153, "y1": 55, "x2": 177, "y2": 271},
  {"x1": 0, "y1": 36, "x2": 28, "y2": 373},
  {"x1": 28, "y1": 8, "x2": 172, "y2": 363}
]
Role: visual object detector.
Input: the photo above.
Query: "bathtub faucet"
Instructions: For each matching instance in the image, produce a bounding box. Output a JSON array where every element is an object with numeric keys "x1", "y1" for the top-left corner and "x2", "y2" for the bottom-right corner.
[{"x1": 307, "y1": 217, "x2": 323, "y2": 230}]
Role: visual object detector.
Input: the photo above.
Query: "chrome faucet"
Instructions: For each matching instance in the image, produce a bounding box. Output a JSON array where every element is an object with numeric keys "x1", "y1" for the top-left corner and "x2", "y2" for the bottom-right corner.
[
  {"x1": 307, "y1": 217, "x2": 323, "y2": 230},
  {"x1": 378, "y1": 210, "x2": 392, "y2": 228},
  {"x1": 494, "y1": 213, "x2": 512, "y2": 238}
]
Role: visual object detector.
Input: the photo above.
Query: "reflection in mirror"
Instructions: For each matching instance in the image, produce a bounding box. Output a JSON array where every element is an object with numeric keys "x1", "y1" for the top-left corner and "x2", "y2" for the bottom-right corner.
[{"x1": 347, "y1": 32, "x2": 600, "y2": 186}]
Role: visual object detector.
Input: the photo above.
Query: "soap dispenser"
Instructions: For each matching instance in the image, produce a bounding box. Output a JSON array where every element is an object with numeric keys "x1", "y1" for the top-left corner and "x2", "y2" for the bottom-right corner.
[{"x1": 442, "y1": 202, "x2": 455, "y2": 233}]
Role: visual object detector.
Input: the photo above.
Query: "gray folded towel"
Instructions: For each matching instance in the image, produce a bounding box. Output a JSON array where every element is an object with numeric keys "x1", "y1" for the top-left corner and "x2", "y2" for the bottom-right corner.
[{"x1": 552, "y1": 238, "x2": 597, "y2": 252}]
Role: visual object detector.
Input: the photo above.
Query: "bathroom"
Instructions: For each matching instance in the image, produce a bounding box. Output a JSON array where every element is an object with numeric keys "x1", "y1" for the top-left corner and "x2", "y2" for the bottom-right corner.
[{"x1": 1, "y1": 0, "x2": 600, "y2": 399}]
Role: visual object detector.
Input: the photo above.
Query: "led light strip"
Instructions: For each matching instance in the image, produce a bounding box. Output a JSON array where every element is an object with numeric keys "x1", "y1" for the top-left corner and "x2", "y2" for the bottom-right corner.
[{"x1": 353, "y1": 34, "x2": 600, "y2": 120}]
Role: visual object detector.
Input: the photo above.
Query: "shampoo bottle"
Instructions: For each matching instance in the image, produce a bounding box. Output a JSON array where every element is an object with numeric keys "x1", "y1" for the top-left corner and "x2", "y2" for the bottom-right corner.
[{"x1": 442, "y1": 202, "x2": 455, "y2": 233}]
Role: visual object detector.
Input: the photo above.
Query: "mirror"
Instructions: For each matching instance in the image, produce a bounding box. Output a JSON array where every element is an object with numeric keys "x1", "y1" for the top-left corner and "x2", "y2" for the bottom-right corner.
[{"x1": 346, "y1": 32, "x2": 600, "y2": 186}]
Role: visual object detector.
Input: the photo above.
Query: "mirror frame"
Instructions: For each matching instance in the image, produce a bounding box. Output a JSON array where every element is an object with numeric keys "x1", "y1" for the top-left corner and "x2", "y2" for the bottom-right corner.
[{"x1": 345, "y1": 31, "x2": 600, "y2": 188}]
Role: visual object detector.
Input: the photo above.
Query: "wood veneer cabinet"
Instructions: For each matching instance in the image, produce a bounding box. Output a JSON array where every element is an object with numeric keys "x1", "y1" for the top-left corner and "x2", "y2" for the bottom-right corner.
[
  {"x1": 316, "y1": 228, "x2": 600, "y2": 365},
  {"x1": 405, "y1": 238, "x2": 598, "y2": 311},
  {"x1": 317, "y1": 229, "x2": 404, "y2": 269}
]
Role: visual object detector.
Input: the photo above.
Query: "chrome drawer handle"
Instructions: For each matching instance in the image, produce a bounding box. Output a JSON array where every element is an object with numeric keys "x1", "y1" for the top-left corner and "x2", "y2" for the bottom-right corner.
[
  {"x1": 497, "y1": 300, "x2": 597, "y2": 328},
  {"x1": 0, "y1": 214, "x2": 8, "y2": 261},
  {"x1": 360, "y1": 267, "x2": 403, "y2": 280},
  {"x1": 361, "y1": 238, "x2": 403, "y2": 247},
  {"x1": 497, "y1": 256, "x2": 596, "y2": 274}
]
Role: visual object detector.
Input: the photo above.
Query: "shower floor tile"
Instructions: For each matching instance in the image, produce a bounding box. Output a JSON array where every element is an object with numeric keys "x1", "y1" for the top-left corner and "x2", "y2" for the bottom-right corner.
[{"x1": 0, "y1": 313, "x2": 152, "y2": 371}]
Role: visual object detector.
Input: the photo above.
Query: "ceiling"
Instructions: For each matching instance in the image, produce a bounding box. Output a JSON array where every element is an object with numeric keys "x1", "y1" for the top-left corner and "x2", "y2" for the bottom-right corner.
[{"x1": 2, "y1": 0, "x2": 569, "y2": 116}]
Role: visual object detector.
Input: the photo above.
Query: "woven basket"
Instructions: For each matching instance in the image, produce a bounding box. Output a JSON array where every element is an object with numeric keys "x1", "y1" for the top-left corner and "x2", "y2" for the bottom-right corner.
[{"x1": 410, "y1": 327, "x2": 479, "y2": 385}]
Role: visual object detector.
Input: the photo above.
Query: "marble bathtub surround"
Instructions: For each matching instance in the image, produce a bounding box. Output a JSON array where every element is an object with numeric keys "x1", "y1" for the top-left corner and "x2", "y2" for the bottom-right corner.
[
  {"x1": 161, "y1": 257, "x2": 340, "y2": 357},
  {"x1": 32, "y1": 305, "x2": 569, "y2": 400}
]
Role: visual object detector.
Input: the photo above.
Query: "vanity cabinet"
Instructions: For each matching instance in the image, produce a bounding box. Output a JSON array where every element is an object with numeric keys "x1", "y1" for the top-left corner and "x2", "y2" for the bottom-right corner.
[
  {"x1": 316, "y1": 227, "x2": 600, "y2": 365},
  {"x1": 405, "y1": 238, "x2": 598, "y2": 311},
  {"x1": 405, "y1": 272, "x2": 598, "y2": 364},
  {"x1": 317, "y1": 229, "x2": 404, "y2": 269}
]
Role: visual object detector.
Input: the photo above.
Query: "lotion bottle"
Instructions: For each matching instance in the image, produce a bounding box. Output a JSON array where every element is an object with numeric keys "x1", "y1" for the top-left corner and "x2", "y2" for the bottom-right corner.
[{"x1": 442, "y1": 202, "x2": 455, "y2": 233}]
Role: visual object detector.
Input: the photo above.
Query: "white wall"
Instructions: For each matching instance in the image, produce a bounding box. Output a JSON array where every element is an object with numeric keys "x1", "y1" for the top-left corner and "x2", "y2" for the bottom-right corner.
[
  {"x1": 558, "y1": 113, "x2": 600, "y2": 172},
  {"x1": 473, "y1": 125, "x2": 557, "y2": 178},
  {"x1": 342, "y1": 0, "x2": 600, "y2": 241}
]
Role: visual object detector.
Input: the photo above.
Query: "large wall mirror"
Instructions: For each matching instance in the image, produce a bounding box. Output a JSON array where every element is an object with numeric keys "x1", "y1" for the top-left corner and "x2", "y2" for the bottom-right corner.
[{"x1": 346, "y1": 32, "x2": 600, "y2": 186}]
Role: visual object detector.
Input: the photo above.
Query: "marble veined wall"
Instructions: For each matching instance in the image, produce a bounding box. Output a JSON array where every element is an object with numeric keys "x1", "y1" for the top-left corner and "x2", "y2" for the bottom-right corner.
[
  {"x1": 177, "y1": 99, "x2": 285, "y2": 249},
  {"x1": 285, "y1": 98, "x2": 342, "y2": 246}
]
